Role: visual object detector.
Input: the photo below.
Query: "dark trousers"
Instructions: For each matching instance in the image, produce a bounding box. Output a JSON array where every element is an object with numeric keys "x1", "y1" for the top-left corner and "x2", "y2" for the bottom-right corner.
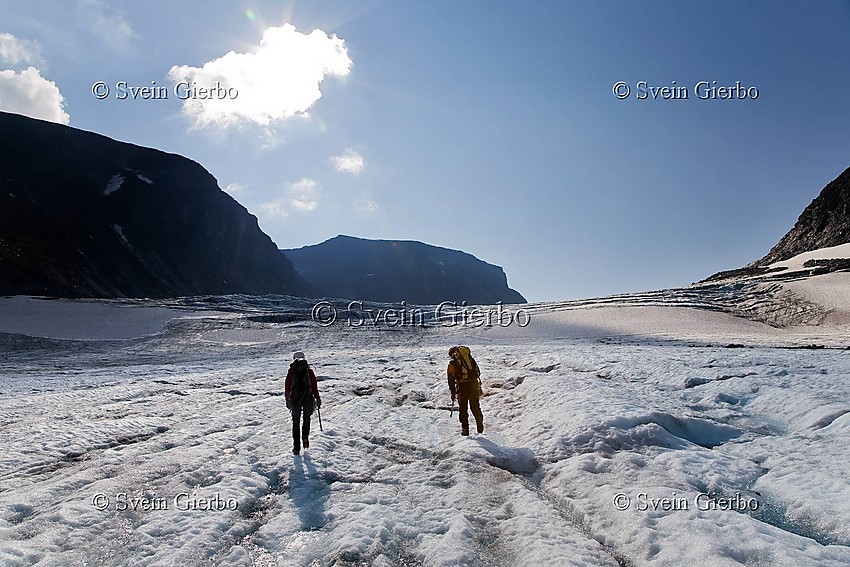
[
  {"x1": 457, "y1": 382, "x2": 483, "y2": 433},
  {"x1": 291, "y1": 397, "x2": 314, "y2": 450}
]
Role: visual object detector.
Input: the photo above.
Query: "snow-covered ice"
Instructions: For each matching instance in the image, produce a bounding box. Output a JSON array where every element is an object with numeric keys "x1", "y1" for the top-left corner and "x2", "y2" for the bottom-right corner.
[
  {"x1": 0, "y1": 297, "x2": 182, "y2": 341},
  {"x1": 0, "y1": 283, "x2": 848, "y2": 566}
]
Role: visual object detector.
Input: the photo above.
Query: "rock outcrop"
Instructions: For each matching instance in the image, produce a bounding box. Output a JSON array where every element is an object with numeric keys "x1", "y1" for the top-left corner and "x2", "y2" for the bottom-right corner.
[{"x1": 753, "y1": 165, "x2": 850, "y2": 266}]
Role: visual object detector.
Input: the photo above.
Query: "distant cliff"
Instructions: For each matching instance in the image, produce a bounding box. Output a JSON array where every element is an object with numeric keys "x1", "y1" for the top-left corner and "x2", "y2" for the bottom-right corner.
[
  {"x1": 0, "y1": 111, "x2": 314, "y2": 298},
  {"x1": 283, "y1": 235, "x2": 526, "y2": 304}
]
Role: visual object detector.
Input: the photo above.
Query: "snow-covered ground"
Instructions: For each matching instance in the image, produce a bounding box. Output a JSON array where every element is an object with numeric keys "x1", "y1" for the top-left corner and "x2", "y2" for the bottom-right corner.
[{"x1": 0, "y1": 276, "x2": 848, "y2": 566}]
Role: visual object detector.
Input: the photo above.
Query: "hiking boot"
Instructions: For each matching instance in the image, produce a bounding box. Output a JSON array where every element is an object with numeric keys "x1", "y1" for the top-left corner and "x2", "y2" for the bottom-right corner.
[
  {"x1": 477, "y1": 421, "x2": 484, "y2": 434},
  {"x1": 293, "y1": 442, "x2": 300, "y2": 455},
  {"x1": 303, "y1": 437, "x2": 309, "y2": 449},
  {"x1": 461, "y1": 429, "x2": 469, "y2": 436}
]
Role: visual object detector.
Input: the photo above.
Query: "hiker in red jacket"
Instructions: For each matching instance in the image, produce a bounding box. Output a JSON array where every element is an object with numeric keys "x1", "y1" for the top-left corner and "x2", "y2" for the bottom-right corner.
[{"x1": 285, "y1": 351, "x2": 321, "y2": 455}]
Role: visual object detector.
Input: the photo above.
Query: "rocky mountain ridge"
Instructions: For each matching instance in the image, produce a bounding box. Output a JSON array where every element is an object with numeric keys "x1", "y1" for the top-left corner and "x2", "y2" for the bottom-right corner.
[
  {"x1": 704, "y1": 165, "x2": 850, "y2": 284},
  {"x1": 284, "y1": 235, "x2": 526, "y2": 304},
  {"x1": 0, "y1": 111, "x2": 314, "y2": 298}
]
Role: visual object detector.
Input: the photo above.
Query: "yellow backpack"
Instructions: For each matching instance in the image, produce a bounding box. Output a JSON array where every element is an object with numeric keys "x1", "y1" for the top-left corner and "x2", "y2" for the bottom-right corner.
[{"x1": 452, "y1": 345, "x2": 483, "y2": 393}]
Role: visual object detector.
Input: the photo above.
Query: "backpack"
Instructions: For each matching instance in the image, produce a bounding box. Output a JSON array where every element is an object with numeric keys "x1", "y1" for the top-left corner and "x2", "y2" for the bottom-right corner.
[
  {"x1": 455, "y1": 345, "x2": 483, "y2": 395},
  {"x1": 290, "y1": 359, "x2": 311, "y2": 403}
]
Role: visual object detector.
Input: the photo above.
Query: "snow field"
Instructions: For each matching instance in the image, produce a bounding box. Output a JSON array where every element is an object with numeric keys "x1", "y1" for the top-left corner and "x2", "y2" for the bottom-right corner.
[
  {"x1": 493, "y1": 344, "x2": 850, "y2": 566},
  {"x1": 0, "y1": 300, "x2": 848, "y2": 565}
]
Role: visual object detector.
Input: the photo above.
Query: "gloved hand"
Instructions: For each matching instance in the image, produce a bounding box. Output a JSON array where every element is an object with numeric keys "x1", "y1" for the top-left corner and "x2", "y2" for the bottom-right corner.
[
  {"x1": 286, "y1": 399, "x2": 292, "y2": 410},
  {"x1": 451, "y1": 394, "x2": 456, "y2": 403},
  {"x1": 315, "y1": 398, "x2": 322, "y2": 409}
]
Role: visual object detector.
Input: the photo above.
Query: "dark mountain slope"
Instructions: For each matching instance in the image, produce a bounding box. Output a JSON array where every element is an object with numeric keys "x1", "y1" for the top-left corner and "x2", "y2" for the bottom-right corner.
[
  {"x1": 0, "y1": 111, "x2": 314, "y2": 298},
  {"x1": 753, "y1": 165, "x2": 850, "y2": 266}
]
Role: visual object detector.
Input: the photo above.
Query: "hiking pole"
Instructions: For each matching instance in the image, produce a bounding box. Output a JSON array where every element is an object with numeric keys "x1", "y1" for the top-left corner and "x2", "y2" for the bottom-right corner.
[{"x1": 317, "y1": 405, "x2": 323, "y2": 432}]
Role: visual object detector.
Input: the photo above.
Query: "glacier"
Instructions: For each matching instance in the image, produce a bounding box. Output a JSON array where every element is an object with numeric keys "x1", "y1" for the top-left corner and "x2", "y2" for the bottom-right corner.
[{"x1": 0, "y1": 274, "x2": 848, "y2": 566}]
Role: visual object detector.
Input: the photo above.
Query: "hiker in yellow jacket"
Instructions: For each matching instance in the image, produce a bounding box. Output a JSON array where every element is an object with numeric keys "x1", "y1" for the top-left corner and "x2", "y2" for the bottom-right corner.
[{"x1": 447, "y1": 345, "x2": 484, "y2": 436}]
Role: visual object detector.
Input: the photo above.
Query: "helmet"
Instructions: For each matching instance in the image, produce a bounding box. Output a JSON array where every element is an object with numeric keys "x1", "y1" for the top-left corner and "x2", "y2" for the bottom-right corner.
[{"x1": 293, "y1": 351, "x2": 306, "y2": 361}]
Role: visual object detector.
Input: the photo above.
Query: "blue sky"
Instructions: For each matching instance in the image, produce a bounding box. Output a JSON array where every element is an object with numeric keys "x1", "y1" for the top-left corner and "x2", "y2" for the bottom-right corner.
[{"x1": 1, "y1": 1, "x2": 849, "y2": 302}]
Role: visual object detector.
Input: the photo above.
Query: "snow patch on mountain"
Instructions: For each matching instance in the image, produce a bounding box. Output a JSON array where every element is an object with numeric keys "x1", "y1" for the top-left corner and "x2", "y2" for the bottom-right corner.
[
  {"x1": 112, "y1": 224, "x2": 130, "y2": 248},
  {"x1": 103, "y1": 174, "x2": 124, "y2": 195},
  {"x1": 768, "y1": 242, "x2": 850, "y2": 272}
]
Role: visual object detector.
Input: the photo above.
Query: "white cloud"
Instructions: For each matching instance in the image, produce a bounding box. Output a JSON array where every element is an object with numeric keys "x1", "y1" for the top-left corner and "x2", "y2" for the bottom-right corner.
[
  {"x1": 259, "y1": 178, "x2": 321, "y2": 220},
  {"x1": 288, "y1": 178, "x2": 320, "y2": 211},
  {"x1": 259, "y1": 200, "x2": 289, "y2": 220},
  {"x1": 167, "y1": 24, "x2": 352, "y2": 129},
  {"x1": 224, "y1": 183, "x2": 247, "y2": 196},
  {"x1": 76, "y1": 0, "x2": 137, "y2": 49},
  {"x1": 0, "y1": 34, "x2": 68, "y2": 124},
  {"x1": 332, "y1": 148, "x2": 364, "y2": 174},
  {"x1": 290, "y1": 199, "x2": 318, "y2": 211},
  {"x1": 0, "y1": 67, "x2": 69, "y2": 124},
  {"x1": 0, "y1": 33, "x2": 43, "y2": 67},
  {"x1": 353, "y1": 199, "x2": 378, "y2": 213}
]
